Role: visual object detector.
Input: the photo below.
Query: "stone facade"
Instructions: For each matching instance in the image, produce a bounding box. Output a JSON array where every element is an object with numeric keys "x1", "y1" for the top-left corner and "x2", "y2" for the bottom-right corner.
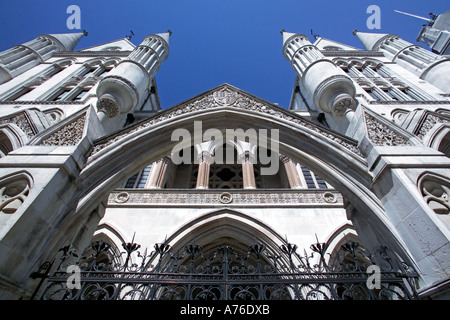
[{"x1": 0, "y1": 26, "x2": 448, "y2": 300}]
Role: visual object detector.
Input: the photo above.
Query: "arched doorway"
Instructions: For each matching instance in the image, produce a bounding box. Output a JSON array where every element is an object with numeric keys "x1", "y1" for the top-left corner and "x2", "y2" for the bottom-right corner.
[{"x1": 33, "y1": 210, "x2": 419, "y2": 300}]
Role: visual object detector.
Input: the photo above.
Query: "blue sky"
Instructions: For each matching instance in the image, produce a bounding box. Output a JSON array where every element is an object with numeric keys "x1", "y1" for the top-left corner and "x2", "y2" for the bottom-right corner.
[{"x1": 0, "y1": 1, "x2": 448, "y2": 109}]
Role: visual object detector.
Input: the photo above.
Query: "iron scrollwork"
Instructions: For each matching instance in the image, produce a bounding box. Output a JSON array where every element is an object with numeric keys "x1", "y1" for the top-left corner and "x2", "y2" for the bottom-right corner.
[{"x1": 32, "y1": 238, "x2": 419, "y2": 300}]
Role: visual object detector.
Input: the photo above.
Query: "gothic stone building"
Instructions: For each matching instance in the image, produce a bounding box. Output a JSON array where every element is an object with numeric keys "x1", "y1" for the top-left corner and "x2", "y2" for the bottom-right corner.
[{"x1": 0, "y1": 27, "x2": 449, "y2": 300}]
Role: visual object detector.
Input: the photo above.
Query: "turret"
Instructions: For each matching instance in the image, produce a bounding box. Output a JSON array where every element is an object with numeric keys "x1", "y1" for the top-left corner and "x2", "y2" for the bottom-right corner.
[
  {"x1": 0, "y1": 32, "x2": 86, "y2": 84},
  {"x1": 96, "y1": 31, "x2": 171, "y2": 121},
  {"x1": 282, "y1": 30, "x2": 356, "y2": 117},
  {"x1": 354, "y1": 30, "x2": 450, "y2": 93}
]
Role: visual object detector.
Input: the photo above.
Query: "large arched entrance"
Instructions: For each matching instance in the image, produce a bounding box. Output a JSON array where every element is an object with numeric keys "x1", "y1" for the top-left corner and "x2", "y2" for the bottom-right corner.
[{"x1": 34, "y1": 209, "x2": 419, "y2": 300}]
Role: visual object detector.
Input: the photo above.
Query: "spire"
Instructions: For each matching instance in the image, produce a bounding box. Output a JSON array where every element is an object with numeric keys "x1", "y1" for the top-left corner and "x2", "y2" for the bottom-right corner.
[
  {"x1": 280, "y1": 29, "x2": 299, "y2": 45},
  {"x1": 44, "y1": 32, "x2": 86, "y2": 51},
  {"x1": 352, "y1": 30, "x2": 391, "y2": 50},
  {"x1": 155, "y1": 30, "x2": 172, "y2": 46}
]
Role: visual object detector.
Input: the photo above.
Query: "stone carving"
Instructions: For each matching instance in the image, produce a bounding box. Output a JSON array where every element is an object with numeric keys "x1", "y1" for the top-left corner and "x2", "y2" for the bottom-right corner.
[
  {"x1": 107, "y1": 190, "x2": 344, "y2": 206},
  {"x1": 219, "y1": 192, "x2": 233, "y2": 204},
  {"x1": 331, "y1": 93, "x2": 356, "y2": 116},
  {"x1": 97, "y1": 94, "x2": 120, "y2": 118},
  {"x1": 89, "y1": 87, "x2": 362, "y2": 160},
  {"x1": 213, "y1": 88, "x2": 238, "y2": 106},
  {"x1": 364, "y1": 112, "x2": 411, "y2": 146},
  {"x1": 419, "y1": 174, "x2": 450, "y2": 215},
  {"x1": 41, "y1": 114, "x2": 86, "y2": 146},
  {"x1": 0, "y1": 174, "x2": 31, "y2": 214},
  {"x1": 416, "y1": 113, "x2": 450, "y2": 141},
  {"x1": 0, "y1": 94, "x2": 96, "y2": 105},
  {"x1": 114, "y1": 192, "x2": 130, "y2": 203},
  {"x1": 323, "y1": 192, "x2": 337, "y2": 203},
  {"x1": 0, "y1": 112, "x2": 35, "y2": 139}
]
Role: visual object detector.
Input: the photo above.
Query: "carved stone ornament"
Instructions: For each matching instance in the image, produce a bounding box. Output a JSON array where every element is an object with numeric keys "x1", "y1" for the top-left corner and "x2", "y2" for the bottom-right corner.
[
  {"x1": 218, "y1": 192, "x2": 233, "y2": 204},
  {"x1": 115, "y1": 192, "x2": 130, "y2": 203},
  {"x1": 41, "y1": 114, "x2": 86, "y2": 146},
  {"x1": 416, "y1": 112, "x2": 450, "y2": 141},
  {"x1": 0, "y1": 173, "x2": 31, "y2": 214},
  {"x1": 323, "y1": 192, "x2": 337, "y2": 203},
  {"x1": 89, "y1": 86, "x2": 362, "y2": 159},
  {"x1": 418, "y1": 173, "x2": 450, "y2": 215},
  {"x1": 331, "y1": 93, "x2": 356, "y2": 116},
  {"x1": 0, "y1": 112, "x2": 35, "y2": 139},
  {"x1": 364, "y1": 112, "x2": 411, "y2": 146},
  {"x1": 97, "y1": 94, "x2": 120, "y2": 118},
  {"x1": 213, "y1": 88, "x2": 238, "y2": 106}
]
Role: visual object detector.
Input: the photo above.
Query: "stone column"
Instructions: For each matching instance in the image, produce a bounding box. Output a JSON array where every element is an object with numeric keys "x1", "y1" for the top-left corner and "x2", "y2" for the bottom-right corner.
[
  {"x1": 145, "y1": 157, "x2": 170, "y2": 188},
  {"x1": 96, "y1": 31, "x2": 171, "y2": 120},
  {"x1": 196, "y1": 151, "x2": 213, "y2": 189},
  {"x1": 240, "y1": 151, "x2": 256, "y2": 189},
  {"x1": 280, "y1": 155, "x2": 303, "y2": 188}
]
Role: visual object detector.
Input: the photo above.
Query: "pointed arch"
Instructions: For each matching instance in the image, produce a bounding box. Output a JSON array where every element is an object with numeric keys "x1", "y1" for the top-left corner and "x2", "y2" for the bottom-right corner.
[
  {"x1": 163, "y1": 208, "x2": 287, "y2": 254},
  {"x1": 0, "y1": 124, "x2": 27, "y2": 157},
  {"x1": 93, "y1": 222, "x2": 127, "y2": 249},
  {"x1": 323, "y1": 223, "x2": 360, "y2": 259}
]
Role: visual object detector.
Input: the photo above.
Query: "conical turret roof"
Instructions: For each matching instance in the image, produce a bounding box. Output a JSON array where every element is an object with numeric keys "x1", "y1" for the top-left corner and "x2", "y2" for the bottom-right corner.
[
  {"x1": 353, "y1": 31, "x2": 391, "y2": 50},
  {"x1": 281, "y1": 30, "x2": 298, "y2": 45},
  {"x1": 44, "y1": 32, "x2": 86, "y2": 51},
  {"x1": 155, "y1": 30, "x2": 172, "y2": 45}
]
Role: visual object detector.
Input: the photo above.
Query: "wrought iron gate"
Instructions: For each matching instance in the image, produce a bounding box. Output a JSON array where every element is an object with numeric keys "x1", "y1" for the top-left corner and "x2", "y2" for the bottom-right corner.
[{"x1": 32, "y1": 239, "x2": 419, "y2": 300}]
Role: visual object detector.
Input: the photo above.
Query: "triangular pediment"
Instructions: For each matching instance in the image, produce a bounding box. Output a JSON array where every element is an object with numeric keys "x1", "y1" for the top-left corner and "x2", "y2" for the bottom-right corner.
[
  {"x1": 165, "y1": 83, "x2": 283, "y2": 111},
  {"x1": 89, "y1": 83, "x2": 362, "y2": 160}
]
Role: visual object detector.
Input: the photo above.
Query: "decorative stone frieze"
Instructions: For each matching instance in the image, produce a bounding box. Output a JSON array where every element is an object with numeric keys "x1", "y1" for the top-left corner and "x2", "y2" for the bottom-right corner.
[
  {"x1": 0, "y1": 112, "x2": 36, "y2": 138},
  {"x1": 416, "y1": 112, "x2": 450, "y2": 141},
  {"x1": 364, "y1": 112, "x2": 411, "y2": 146},
  {"x1": 108, "y1": 189, "x2": 344, "y2": 207},
  {"x1": 41, "y1": 114, "x2": 86, "y2": 146}
]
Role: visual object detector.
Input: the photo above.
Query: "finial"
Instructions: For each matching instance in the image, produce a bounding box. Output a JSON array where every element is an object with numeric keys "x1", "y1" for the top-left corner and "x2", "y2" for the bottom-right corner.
[
  {"x1": 83, "y1": 30, "x2": 88, "y2": 36},
  {"x1": 167, "y1": 30, "x2": 172, "y2": 36},
  {"x1": 280, "y1": 29, "x2": 286, "y2": 35},
  {"x1": 352, "y1": 29, "x2": 358, "y2": 36},
  {"x1": 126, "y1": 30, "x2": 135, "y2": 40}
]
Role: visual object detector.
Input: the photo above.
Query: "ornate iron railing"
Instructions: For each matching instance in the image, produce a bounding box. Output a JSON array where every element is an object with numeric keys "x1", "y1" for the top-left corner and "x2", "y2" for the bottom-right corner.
[{"x1": 31, "y1": 239, "x2": 419, "y2": 300}]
